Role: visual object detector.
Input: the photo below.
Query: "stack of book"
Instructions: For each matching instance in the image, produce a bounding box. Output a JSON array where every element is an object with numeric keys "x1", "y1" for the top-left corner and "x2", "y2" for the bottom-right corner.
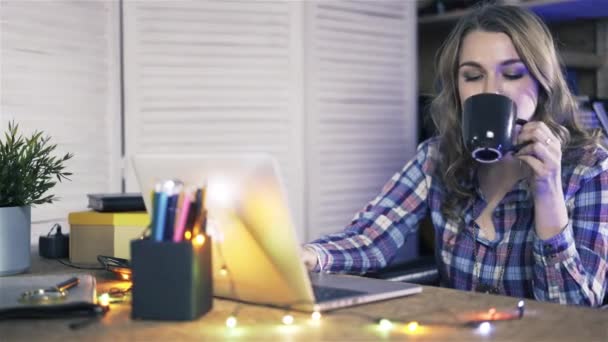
[{"x1": 67, "y1": 193, "x2": 149, "y2": 264}]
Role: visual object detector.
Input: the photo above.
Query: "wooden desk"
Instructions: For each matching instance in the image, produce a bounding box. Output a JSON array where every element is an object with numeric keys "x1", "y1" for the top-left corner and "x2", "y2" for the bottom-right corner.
[{"x1": 2, "y1": 253, "x2": 607, "y2": 341}]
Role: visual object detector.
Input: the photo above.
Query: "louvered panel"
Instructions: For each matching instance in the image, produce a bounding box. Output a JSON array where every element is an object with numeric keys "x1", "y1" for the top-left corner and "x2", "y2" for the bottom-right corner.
[
  {"x1": 139, "y1": 67, "x2": 288, "y2": 78},
  {"x1": 140, "y1": 0, "x2": 287, "y2": 12},
  {"x1": 0, "y1": 0, "x2": 121, "y2": 231},
  {"x1": 141, "y1": 76, "x2": 287, "y2": 88},
  {"x1": 139, "y1": 56, "x2": 289, "y2": 69},
  {"x1": 314, "y1": 28, "x2": 405, "y2": 53},
  {"x1": 318, "y1": 63, "x2": 404, "y2": 79},
  {"x1": 323, "y1": 0, "x2": 405, "y2": 14},
  {"x1": 319, "y1": 75, "x2": 404, "y2": 88},
  {"x1": 306, "y1": 0, "x2": 417, "y2": 240},
  {"x1": 318, "y1": 103, "x2": 405, "y2": 114},
  {"x1": 139, "y1": 111, "x2": 286, "y2": 121},
  {"x1": 123, "y1": 0, "x2": 305, "y2": 235},
  {"x1": 2, "y1": 49, "x2": 107, "y2": 71},
  {"x1": 2, "y1": 72, "x2": 107, "y2": 92}
]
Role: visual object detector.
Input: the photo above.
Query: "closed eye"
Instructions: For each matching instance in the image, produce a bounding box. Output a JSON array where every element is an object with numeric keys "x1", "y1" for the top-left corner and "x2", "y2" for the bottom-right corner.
[
  {"x1": 504, "y1": 73, "x2": 524, "y2": 80},
  {"x1": 463, "y1": 74, "x2": 483, "y2": 82}
]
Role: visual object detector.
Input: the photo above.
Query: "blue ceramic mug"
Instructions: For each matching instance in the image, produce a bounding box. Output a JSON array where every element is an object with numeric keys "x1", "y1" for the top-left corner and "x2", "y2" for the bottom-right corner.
[{"x1": 462, "y1": 93, "x2": 528, "y2": 163}]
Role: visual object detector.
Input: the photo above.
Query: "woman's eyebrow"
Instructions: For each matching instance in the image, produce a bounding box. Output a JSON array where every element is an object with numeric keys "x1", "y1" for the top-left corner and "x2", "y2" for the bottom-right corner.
[
  {"x1": 500, "y1": 59, "x2": 524, "y2": 66},
  {"x1": 458, "y1": 61, "x2": 482, "y2": 69},
  {"x1": 459, "y1": 59, "x2": 524, "y2": 69}
]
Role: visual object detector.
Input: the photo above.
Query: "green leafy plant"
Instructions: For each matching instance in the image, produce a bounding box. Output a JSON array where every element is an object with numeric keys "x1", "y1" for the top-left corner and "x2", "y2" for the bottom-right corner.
[{"x1": 0, "y1": 121, "x2": 73, "y2": 207}]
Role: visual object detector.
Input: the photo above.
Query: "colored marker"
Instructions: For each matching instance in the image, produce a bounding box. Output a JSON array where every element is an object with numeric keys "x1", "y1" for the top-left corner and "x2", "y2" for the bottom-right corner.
[
  {"x1": 173, "y1": 188, "x2": 193, "y2": 242},
  {"x1": 150, "y1": 185, "x2": 160, "y2": 239},
  {"x1": 192, "y1": 188, "x2": 203, "y2": 236},
  {"x1": 164, "y1": 181, "x2": 182, "y2": 241},
  {"x1": 152, "y1": 181, "x2": 170, "y2": 241}
]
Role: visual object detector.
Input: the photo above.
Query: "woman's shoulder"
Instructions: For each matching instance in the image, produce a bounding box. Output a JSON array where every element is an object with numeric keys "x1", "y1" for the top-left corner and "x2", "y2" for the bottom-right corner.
[
  {"x1": 411, "y1": 137, "x2": 442, "y2": 173},
  {"x1": 563, "y1": 143, "x2": 608, "y2": 182},
  {"x1": 416, "y1": 136, "x2": 441, "y2": 156}
]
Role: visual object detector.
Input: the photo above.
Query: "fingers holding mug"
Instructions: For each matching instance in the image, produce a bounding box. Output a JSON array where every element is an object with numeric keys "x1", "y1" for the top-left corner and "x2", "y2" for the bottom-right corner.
[
  {"x1": 515, "y1": 121, "x2": 561, "y2": 176},
  {"x1": 516, "y1": 121, "x2": 561, "y2": 155}
]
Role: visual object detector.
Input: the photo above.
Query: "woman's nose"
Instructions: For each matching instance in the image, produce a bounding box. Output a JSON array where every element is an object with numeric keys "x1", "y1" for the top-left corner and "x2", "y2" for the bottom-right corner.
[{"x1": 483, "y1": 76, "x2": 503, "y2": 94}]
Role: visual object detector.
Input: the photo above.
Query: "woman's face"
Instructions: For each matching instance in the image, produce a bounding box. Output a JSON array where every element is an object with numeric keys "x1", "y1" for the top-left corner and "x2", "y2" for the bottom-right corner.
[{"x1": 457, "y1": 30, "x2": 539, "y2": 121}]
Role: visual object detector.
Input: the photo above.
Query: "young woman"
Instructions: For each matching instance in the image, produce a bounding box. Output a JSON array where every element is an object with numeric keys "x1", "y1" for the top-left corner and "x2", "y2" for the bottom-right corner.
[{"x1": 302, "y1": 4, "x2": 607, "y2": 307}]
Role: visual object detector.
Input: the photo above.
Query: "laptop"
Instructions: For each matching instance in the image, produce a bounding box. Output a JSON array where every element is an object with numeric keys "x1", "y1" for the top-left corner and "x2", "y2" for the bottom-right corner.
[{"x1": 132, "y1": 153, "x2": 421, "y2": 312}]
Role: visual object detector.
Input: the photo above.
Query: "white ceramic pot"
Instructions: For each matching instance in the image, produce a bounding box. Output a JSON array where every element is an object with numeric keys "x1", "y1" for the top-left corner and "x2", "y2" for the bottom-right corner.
[{"x1": 0, "y1": 206, "x2": 31, "y2": 276}]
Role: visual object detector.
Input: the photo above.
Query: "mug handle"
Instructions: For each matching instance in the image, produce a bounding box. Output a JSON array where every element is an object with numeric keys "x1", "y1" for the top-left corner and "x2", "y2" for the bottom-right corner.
[{"x1": 511, "y1": 119, "x2": 530, "y2": 153}]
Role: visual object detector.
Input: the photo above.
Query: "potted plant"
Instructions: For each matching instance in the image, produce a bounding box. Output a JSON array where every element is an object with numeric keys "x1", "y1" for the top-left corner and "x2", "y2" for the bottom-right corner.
[{"x1": 0, "y1": 121, "x2": 72, "y2": 275}]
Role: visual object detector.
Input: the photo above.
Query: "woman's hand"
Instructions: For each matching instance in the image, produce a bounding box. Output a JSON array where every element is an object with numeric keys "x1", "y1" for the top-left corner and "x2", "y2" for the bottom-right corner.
[
  {"x1": 515, "y1": 121, "x2": 563, "y2": 195},
  {"x1": 301, "y1": 246, "x2": 319, "y2": 271},
  {"x1": 515, "y1": 120, "x2": 569, "y2": 240}
]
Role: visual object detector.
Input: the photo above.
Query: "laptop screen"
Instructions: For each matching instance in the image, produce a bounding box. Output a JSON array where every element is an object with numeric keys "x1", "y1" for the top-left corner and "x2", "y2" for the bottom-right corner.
[{"x1": 132, "y1": 154, "x2": 316, "y2": 308}]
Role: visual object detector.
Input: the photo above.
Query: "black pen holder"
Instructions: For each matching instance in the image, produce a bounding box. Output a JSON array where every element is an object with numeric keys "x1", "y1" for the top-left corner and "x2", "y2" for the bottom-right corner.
[{"x1": 131, "y1": 237, "x2": 213, "y2": 321}]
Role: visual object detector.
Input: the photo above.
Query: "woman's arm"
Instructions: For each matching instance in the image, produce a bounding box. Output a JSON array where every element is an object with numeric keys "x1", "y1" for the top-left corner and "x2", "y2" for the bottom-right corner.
[
  {"x1": 517, "y1": 122, "x2": 608, "y2": 306},
  {"x1": 303, "y1": 140, "x2": 437, "y2": 274},
  {"x1": 531, "y1": 164, "x2": 608, "y2": 306}
]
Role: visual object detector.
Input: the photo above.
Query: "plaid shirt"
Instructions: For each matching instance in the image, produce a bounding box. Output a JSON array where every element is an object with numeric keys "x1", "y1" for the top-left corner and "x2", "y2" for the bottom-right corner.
[{"x1": 307, "y1": 138, "x2": 608, "y2": 306}]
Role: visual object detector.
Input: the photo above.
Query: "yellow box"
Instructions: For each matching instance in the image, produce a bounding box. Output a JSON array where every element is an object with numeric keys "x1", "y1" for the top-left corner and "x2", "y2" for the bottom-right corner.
[{"x1": 68, "y1": 211, "x2": 150, "y2": 264}]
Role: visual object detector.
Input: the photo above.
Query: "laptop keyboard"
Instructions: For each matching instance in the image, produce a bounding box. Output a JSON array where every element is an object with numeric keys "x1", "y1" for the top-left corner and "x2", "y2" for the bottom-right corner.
[{"x1": 312, "y1": 285, "x2": 367, "y2": 302}]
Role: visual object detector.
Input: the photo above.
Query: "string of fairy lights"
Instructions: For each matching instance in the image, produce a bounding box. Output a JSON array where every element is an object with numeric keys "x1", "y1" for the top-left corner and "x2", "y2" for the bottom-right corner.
[
  {"x1": 46, "y1": 179, "x2": 528, "y2": 335},
  {"x1": 95, "y1": 226, "x2": 526, "y2": 336}
]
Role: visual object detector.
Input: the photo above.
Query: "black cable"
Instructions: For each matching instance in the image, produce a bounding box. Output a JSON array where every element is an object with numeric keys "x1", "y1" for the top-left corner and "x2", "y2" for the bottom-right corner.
[{"x1": 56, "y1": 259, "x2": 104, "y2": 270}]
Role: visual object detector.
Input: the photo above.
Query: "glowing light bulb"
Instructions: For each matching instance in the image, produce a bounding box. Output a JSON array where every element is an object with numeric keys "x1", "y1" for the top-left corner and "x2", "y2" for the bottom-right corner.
[
  {"x1": 193, "y1": 234, "x2": 206, "y2": 246},
  {"x1": 184, "y1": 231, "x2": 192, "y2": 240},
  {"x1": 99, "y1": 293, "x2": 110, "y2": 307},
  {"x1": 220, "y1": 267, "x2": 228, "y2": 276},
  {"x1": 208, "y1": 179, "x2": 236, "y2": 209},
  {"x1": 407, "y1": 321, "x2": 419, "y2": 332},
  {"x1": 226, "y1": 316, "x2": 237, "y2": 328},
  {"x1": 311, "y1": 311, "x2": 322, "y2": 321},
  {"x1": 120, "y1": 273, "x2": 130, "y2": 281},
  {"x1": 478, "y1": 322, "x2": 492, "y2": 335},
  {"x1": 517, "y1": 299, "x2": 525, "y2": 319},
  {"x1": 282, "y1": 314, "x2": 294, "y2": 325},
  {"x1": 378, "y1": 318, "x2": 393, "y2": 330}
]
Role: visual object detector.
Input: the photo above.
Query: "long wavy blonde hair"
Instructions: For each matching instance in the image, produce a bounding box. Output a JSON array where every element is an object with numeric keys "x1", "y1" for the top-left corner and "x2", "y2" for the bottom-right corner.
[{"x1": 430, "y1": 4, "x2": 602, "y2": 219}]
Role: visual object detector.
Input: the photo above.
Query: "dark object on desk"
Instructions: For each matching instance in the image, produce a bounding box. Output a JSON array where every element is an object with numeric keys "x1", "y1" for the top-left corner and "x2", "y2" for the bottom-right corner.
[
  {"x1": 97, "y1": 255, "x2": 131, "y2": 279},
  {"x1": 365, "y1": 255, "x2": 439, "y2": 286},
  {"x1": 39, "y1": 223, "x2": 69, "y2": 259},
  {"x1": 87, "y1": 193, "x2": 146, "y2": 212},
  {"x1": 131, "y1": 237, "x2": 213, "y2": 321},
  {"x1": 0, "y1": 274, "x2": 101, "y2": 320}
]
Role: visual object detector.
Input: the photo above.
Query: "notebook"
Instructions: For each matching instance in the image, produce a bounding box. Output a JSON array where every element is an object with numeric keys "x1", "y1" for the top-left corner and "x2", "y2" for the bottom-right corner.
[
  {"x1": 87, "y1": 193, "x2": 146, "y2": 212},
  {"x1": 132, "y1": 154, "x2": 421, "y2": 312},
  {"x1": 0, "y1": 274, "x2": 99, "y2": 319}
]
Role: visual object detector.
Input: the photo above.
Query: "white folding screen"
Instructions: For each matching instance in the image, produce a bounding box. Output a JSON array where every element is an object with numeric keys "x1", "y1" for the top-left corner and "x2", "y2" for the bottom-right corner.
[
  {"x1": 122, "y1": 0, "x2": 306, "y2": 233},
  {"x1": 0, "y1": 1, "x2": 121, "y2": 234},
  {"x1": 122, "y1": 0, "x2": 417, "y2": 242},
  {"x1": 305, "y1": 1, "x2": 417, "y2": 239}
]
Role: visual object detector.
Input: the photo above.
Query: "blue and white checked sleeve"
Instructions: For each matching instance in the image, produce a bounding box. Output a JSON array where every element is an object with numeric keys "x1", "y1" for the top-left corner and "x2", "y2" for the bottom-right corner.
[
  {"x1": 532, "y1": 152, "x2": 608, "y2": 307},
  {"x1": 306, "y1": 140, "x2": 437, "y2": 274}
]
